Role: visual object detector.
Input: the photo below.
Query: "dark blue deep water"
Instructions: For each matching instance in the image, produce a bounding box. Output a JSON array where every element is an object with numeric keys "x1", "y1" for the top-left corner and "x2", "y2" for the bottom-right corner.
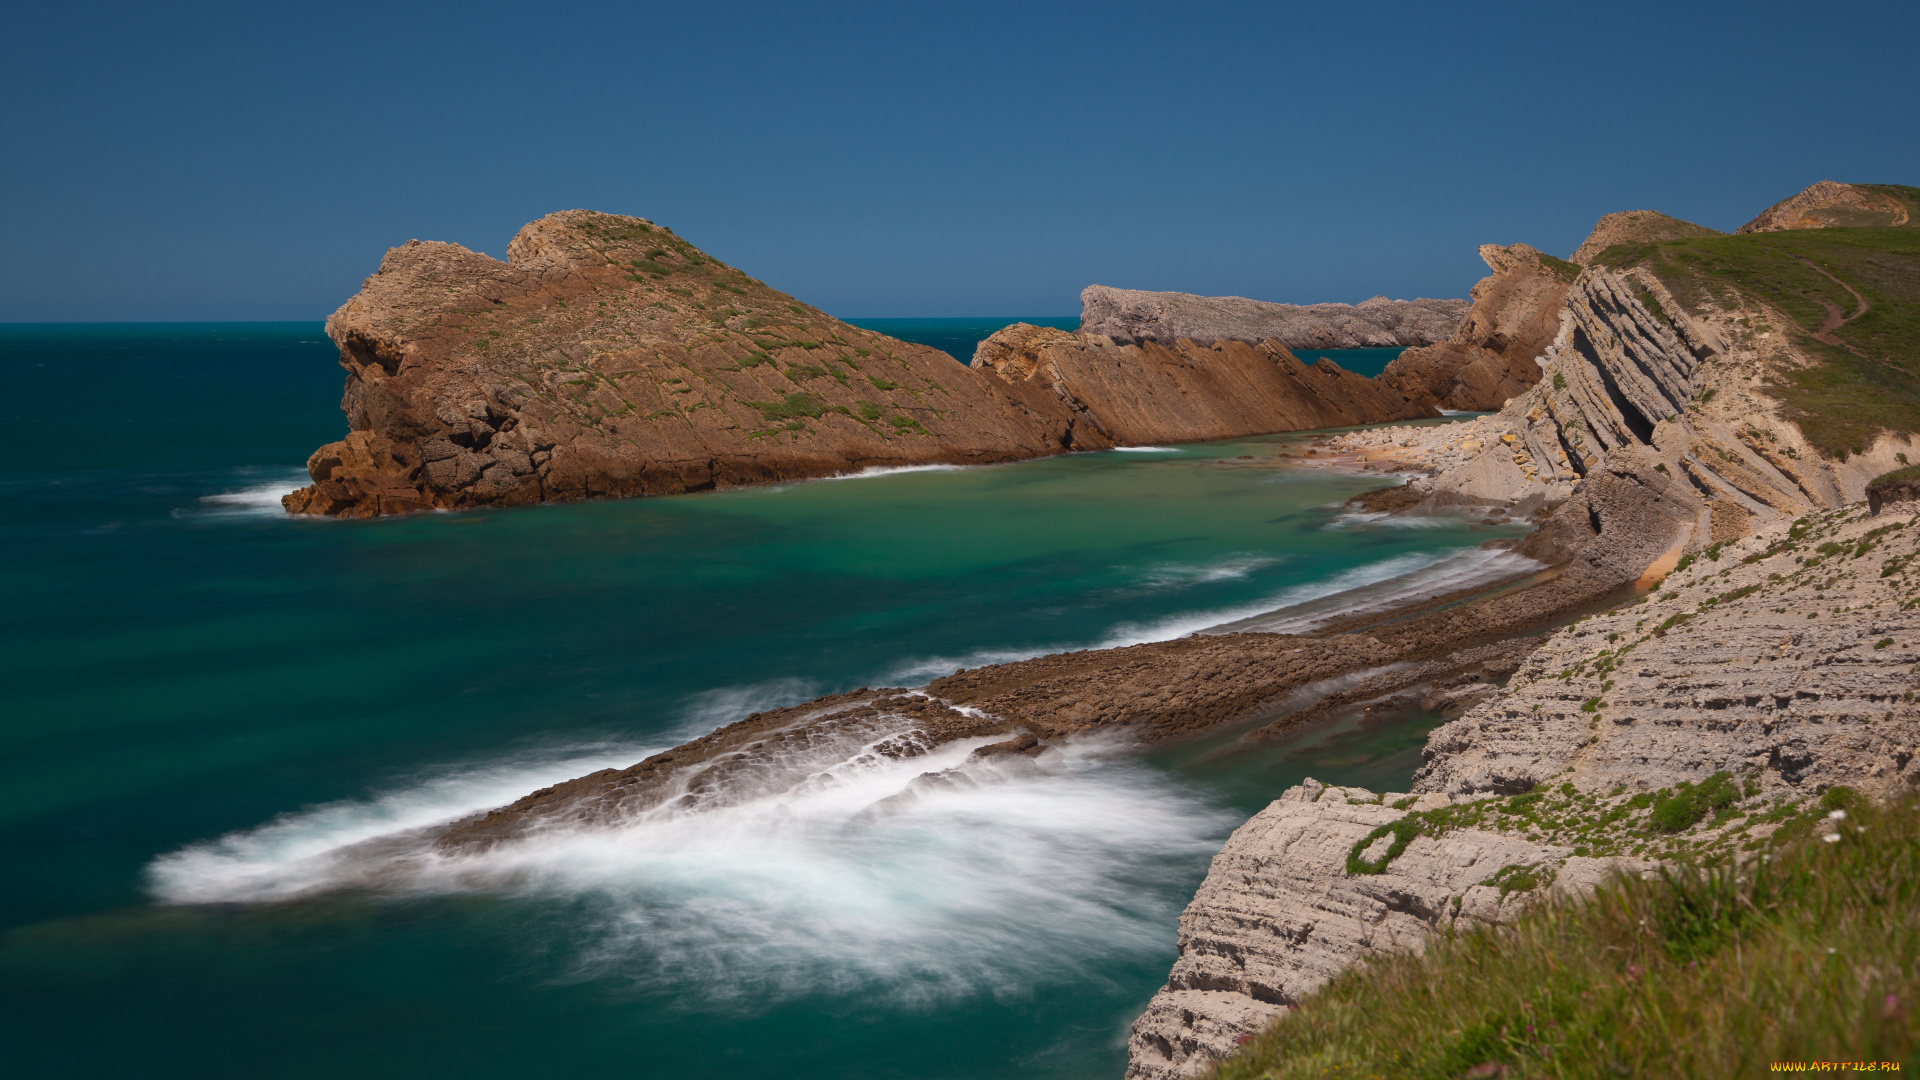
[{"x1": 0, "y1": 322, "x2": 1488, "y2": 1079}]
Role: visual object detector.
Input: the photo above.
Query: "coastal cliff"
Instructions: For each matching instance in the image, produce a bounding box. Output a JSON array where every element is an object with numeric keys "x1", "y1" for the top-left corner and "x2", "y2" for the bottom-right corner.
[
  {"x1": 1374, "y1": 243, "x2": 1573, "y2": 412},
  {"x1": 282, "y1": 212, "x2": 1080, "y2": 517},
  {"x1": 1076, "y1": 286, "x2": 1465, "y2": 349},
  {"x1": 969, "y1": 323, "x2": 1437, "y2": 445},
  {"x1": 284, "y1": 211, "x2": 1447, "y2": 517},
  {"x1": 1126, "y1": 505, "x2": 1920, "y2": 1078},
  {"x1": 1129, "y1": 193, "x2": 1920, "y2": 1077}
]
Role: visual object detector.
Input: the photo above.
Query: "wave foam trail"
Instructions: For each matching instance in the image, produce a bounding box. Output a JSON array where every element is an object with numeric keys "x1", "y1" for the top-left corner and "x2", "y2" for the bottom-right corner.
[
  {"x1": 1201, "y1": 547, "x2": 1544, "y2": 636},
  {"x1": 824, "y1": 463, "x2": 968, "y2": 481},
  {"x1": 191, "y1": 471, "x2": 311, "y2": 517},
  {"x1": 147, "y1": 743, "x2": 660, "y2": 905},
  {"x1": 149, "y1": 731, "x2": 1232, "y2": 1006},
  {"x1": 887, "y1": 548, "x2": 1539, "y2": 683},
  {"x1": 1110, "y1": 446, "x2": 1178, "y2": 453}
]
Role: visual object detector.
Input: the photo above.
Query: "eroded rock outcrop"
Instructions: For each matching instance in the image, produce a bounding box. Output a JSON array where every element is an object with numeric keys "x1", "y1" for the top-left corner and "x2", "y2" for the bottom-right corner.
[
  {"x1": 1375, "y1": 243, "x2": 1572, "y2": 411},
  {"x1": 970, "y1": 323, "x2": 1438, "y2": 445},
  {"x1": 1736, "y1": 180, "x2": 1919, "y2": 233},
  {"x1": 1076, "y1": 285, "x2": 1465, "y2": 349},
  {"x1": 285, "y1": 212, "x2": 1463, "y2": 518},
  {"x1": 284, "y1": 212, "x2": 1087, "y2": 517},
  {"x1": 1345, "y1": 258, "x2": 1918, "y2": 534}
]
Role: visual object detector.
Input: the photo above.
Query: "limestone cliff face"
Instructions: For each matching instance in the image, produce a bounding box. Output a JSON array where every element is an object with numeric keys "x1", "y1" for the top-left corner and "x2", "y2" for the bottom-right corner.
[
  {"x1": 970, "y1": 323, "x2": 1438, "y2": 446},
  {"x1": 1376, "y1": 261, "x2": 1917, "y2": 533},
  {"x1": 1125, "y1": 504, "x2": 1920, "y2": 1080},
  {"x1": 1376, "y1": 243, "x2": 1570, "y2": 411},
  {"x1": 1126, "y1": 781, "x2": 1631, "y2": 1080},
  {"x1": 1076, "y1": 285, "x2": 1465, "y2": 349},
  {"x1": 1736, "y1": 180, "x2": 1919, "y2": 233},
  {"x1": 284, "y1": 211, "x2": 1077, "y2": 517}
]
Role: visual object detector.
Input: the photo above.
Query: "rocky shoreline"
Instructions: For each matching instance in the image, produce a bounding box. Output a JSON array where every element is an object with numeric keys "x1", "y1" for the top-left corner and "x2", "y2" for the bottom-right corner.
[{"x1": 295, "y1": 180, "x2": 1920, "y2": 1078}]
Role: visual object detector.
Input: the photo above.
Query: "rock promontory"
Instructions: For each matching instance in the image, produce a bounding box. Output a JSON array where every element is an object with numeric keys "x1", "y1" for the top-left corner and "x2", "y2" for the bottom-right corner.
[
  {"x1": 285, "y1": 211, "x2": 1449, "y2": 517},
  {"x1": 1076, "y1": 285, "x2": 1466, "y2": 349},
  {"x1": 1374, "y1": 243, "x2": 1573, "y2": 411}
]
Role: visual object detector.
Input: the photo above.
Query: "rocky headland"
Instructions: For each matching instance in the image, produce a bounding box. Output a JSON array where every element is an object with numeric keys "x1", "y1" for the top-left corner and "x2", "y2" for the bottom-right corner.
[
  {"x1": 1076, "y1": 285, "x2": 1466, "y2": 349},
  {"x1": 303, "y1": 182, "x2": 1920, "y2": 1077},
  {"x1": 284, "y1": 212, "x2": 1445, "y2": 518}
]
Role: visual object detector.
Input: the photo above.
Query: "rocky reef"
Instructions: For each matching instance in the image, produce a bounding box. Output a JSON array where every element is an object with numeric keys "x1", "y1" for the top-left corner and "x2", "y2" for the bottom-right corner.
[
  {"x1": 1076, "y1": 285, "x2": 1465, "y2": 349},
  {"x1": 285, "y1": 211, "x2": 1448, "y2": 518}
]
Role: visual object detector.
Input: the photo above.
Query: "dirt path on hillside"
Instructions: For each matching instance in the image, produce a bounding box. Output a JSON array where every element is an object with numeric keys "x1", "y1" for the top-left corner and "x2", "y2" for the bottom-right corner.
[{"x1": 1801, "y1": 258, "x2": 1870, "y2": 345}]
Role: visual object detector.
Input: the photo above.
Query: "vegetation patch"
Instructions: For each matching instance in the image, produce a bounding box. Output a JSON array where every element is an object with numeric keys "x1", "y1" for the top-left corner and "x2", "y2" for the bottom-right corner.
[
  {"x1": 1212, "y1": 791, "x2": 1920, "y2": 1078},
  {"x1": 1595, "y1": 228, "x2": 1920, "y2": 455}
]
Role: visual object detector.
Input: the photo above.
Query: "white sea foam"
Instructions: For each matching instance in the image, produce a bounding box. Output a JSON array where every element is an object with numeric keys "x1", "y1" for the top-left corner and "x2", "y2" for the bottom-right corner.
[
  {"x1": 675, "y1": 677, "x2": 822, "y2": 735},
  {"x1": 1110, "y1": 446, "x2": 1178, "y2": 453},
  {"x1": 148, "y1": 731, "x2": 1228, "y2": 1004},
  {"x1": 147, "y1": 742, "x2": 660, "y2": 905},
  {"x1": 887, "y1": 545, "x2": 1541, "y2": 682},
  {"x1": 192, "y1": 472, "x2": 309, "y2": 517},
  {"x1": 1323, "y1": 510, "x2": 1448, "y2": 529},
  {"x1": 1203, "y1": 547, "x2": 1543, "y2": 636},
  {"x1": 1137, "y1": 554, "x2": 1280, "y2": 590},
  {"x1": 823, "y1": 464, "x2": 969, "y2": 481}
]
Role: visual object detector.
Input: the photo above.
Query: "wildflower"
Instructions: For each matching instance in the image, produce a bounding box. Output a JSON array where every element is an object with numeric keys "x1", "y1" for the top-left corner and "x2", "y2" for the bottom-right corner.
[{"x1": 1829, "y1": 809, "x2": 1848, "y2": 820}]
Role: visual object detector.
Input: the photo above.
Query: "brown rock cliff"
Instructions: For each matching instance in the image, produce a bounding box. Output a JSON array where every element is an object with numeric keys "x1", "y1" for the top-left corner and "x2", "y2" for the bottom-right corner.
[
  {"x1": 971, "y1": 323, "x2": 1438, "y2": 444},
  {"x1": 1376, "y1": 243, "x2": 1571, "y2": 411}
]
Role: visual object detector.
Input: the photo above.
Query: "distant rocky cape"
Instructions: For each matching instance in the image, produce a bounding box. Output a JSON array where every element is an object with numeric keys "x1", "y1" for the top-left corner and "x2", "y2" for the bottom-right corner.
[
  {"x1": 282, "y1": 212, "x2": 1444, "y2": 518},
  {"x1": 1077, "y1": 285, "x2": 1465, "y2": 349}
]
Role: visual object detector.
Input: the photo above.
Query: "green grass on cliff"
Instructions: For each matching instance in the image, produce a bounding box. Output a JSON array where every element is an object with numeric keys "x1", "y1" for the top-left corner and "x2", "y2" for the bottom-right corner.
[
  {"x1": 1594, "y1": 227, "x2": 1920, "y2": 456},
  {"x1": 1209, "y1": 788, "x2": 1919, "y2": 1078}
]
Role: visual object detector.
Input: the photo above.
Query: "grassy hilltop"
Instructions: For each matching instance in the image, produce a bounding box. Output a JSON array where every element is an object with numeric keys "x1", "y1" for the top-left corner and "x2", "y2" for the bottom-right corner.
[{"x1": 1595, "y1": 222, "x2": 1920, "y2": 457}]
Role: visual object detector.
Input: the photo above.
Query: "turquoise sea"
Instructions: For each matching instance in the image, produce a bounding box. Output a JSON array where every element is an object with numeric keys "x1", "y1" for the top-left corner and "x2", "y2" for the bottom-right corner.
[{"x1": 0, "y1": 322, "x2": 1508, "y2": 1078}]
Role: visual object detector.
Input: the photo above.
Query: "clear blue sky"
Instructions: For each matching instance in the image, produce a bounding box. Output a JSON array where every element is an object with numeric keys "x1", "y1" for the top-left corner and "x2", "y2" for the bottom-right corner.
[{"x1": 4, "y1": 0, "x2": 1915, "y2": 321}]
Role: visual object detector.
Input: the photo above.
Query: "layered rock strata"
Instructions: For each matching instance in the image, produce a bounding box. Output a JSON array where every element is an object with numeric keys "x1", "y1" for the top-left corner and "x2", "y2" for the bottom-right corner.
[
  {"x1": 1337, "y1": 262, "x2": 1917, "y2": 529},
  {"x1": 284, "y1": 211, "x2": 1449, "y2": 518},
  {"x1": 1375, "y1": 244, "x2": 1572, "y2": 411},
  {"x1": 1076, "y1": 285, "x2": 1465, "y2": 349},
  {"x1": 1126, "y1": 504, "x2": 1920, "y2": 1079}
]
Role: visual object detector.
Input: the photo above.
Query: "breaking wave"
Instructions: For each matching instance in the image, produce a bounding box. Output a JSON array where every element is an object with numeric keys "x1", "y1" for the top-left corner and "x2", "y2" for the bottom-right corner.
[
  {"x1": 147, "y1": 731, "x2": 1230, "y2": 1006},
  {"x1": 187, "y1": 471, "x2": 310, "y2": 518}
]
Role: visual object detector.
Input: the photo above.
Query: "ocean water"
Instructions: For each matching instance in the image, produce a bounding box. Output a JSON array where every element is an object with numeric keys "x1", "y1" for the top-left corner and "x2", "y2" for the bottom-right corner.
[
  {"x1": 0, "y1": 323, "x2": 1509, "y2": 1078},
  {"x1": 844, "y1": 316, "x2": 1082, "y2": 362}
]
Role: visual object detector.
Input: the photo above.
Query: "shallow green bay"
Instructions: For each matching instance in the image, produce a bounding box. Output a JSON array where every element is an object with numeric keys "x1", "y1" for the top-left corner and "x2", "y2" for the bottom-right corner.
[{"x1": 1, "y1": 324, "x2": 1496, "y2": 1078}]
